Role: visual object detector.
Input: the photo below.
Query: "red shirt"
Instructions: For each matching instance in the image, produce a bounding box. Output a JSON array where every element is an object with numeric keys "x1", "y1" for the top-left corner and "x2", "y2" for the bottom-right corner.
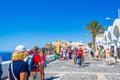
[
  {"x1": 77, "y1": 49, "x2": 83, "y2": 57},
  {"x1": 32, "y1": 54, "x2": 41, "y2": 72},
  {"x1": 68, "y1": 49, "x2": 72, "y2": 53}
]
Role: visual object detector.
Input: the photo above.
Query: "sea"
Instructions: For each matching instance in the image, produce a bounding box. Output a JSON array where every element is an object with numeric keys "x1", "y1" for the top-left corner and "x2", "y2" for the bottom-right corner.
[
  {"x1": 0, "y1": 51, "x2": 13, "y2": 61},
  {"x1": 0, "y1": 49, "x2": 54, "y2": 62}
]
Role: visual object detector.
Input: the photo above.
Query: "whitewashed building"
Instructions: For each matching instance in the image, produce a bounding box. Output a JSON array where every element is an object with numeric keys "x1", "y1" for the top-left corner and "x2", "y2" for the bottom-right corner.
[{"x1": 101, "y1": 19, "x2": 120, "y2": 49}]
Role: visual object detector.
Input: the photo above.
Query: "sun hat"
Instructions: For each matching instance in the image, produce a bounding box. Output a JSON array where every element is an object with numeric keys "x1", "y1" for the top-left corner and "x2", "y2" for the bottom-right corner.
[{"x1": 15, "y1": 45, "x2": 27, "y2": 52}]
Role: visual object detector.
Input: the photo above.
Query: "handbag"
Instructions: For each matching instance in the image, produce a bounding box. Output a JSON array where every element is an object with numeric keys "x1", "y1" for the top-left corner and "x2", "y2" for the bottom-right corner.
[{"x1": 11, "y1": 62, "x2": 18, "y2": 80}]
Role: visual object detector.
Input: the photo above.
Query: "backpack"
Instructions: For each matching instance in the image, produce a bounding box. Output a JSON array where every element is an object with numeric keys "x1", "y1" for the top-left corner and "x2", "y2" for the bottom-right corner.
[
  {"x1": 90, "y1": 50, "x2": 94, "y2": 54},
  {"x1": 65, "y1": 49, "x2": 68, "y2": 53},
  {"x1": 26, "y1": 53, "x2": 39, "y2": 71}
]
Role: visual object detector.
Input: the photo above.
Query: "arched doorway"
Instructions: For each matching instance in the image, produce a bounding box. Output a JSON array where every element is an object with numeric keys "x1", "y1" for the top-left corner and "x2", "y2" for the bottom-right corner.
[
  {"x1": 108, "y1": 31, "x2": 112, "y2": 43},
  {"x1": 113, "y1": 25, "x2": 119, "y2": 45}
]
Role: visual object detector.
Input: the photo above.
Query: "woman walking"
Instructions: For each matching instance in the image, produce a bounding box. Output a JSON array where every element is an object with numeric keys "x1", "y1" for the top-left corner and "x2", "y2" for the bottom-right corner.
[
  {"x1": 8, "y1": 45, "x2": 30, "y2": 80},
  {"x1": 73, "y1": 47, "x2": 77, "y2": 64},
  {"x1": 68, "y1": 47, "x2": 72, "y2": 59},
  {"x1": 39, "y1": 48, "x2": 47, "y2": 80},
  {"x1": 77, "y1": 47, "x2": 83, "y2": 68}
]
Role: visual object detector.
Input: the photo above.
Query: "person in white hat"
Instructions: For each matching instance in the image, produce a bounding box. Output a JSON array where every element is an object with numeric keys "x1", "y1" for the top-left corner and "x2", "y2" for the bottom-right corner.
[
  {"x1": 15, "y1": 45, "x2": 27, "y2": 53},
  {"x1": 8, "y1": 45, "x2": 30, "y2": 80}
]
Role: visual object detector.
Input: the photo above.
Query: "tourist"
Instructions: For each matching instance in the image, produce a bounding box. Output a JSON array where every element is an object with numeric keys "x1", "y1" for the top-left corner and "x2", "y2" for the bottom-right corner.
[
  {"x1": 114, "y1": 51, "x2": 118, "y2": 63},
  {"x1": 105, "y1": 48, "x2": 111, "y2": 65},
  {"x1": 84, "y1": 48, "x2": 88, "y2": 55},
  {"x1": 63, "y1": 47, "x2": 68, "y2": 60},
  {"x1": 39, "y1": 48, "x2": 47, "y2": 80},
  {"x1": 0, "y1": 56, "x2": 2, "y2": 80},
  {"x1": 77, "y1": 47, "x2": 83, "y2": 68},
  {"x1": 82, "y1": 49, "x2": 86, "y2": 64},
  {"x1": 53, "y1": 50, "x2": 59, "y2": 60},
  {"x1": 8, "y1": 45, "x2": 30, "y2": 80},
  {"x1": 111, "y1": 47, "x2": 114, "y2": 57},
  {"x1": 29, "y1": 45, "x2": 42, "y2": 80},
  {"x1": 68, "y1": 47, "x2": 72, "y2": 59},
  {"x1": 89, "y1": 48, "x2": 94, "y2": 60},
  {"x1": 73, "y1": 47, "x2": 77, "y2": 64},
  {"x1": 59, "y1": 48, "x2": 63, "y2": 59},
  {"x1": 116, "y1": 46, "x2": 120, "y2": 58},
  {"x1": 98, "y1": 49, "x2": 102, "y2": 58},
  {"x1": 95, "y1": 50, "x2": 99, "y2": 61},
  {"x1": 56, "y1": 42, "x2": 61, "y2": 56},
  {"x1": 102, "y1": 49, "x2": 106, "y2": 58}
]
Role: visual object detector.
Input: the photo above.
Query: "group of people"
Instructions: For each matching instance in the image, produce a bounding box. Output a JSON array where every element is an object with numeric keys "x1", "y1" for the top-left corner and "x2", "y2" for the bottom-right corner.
[
  {"x1": 89, "y1": 47, "x2": 119, "y2": 65},
  {"x1": 1, "y1": 44, "x2": 119, "y2": 80},
  {"x1": 104, "y1": 47, "x2": 118, "y2": 65},
  {"x1": 53, "y1": 46, "x2": 86, "y2": 68},
  {"x1": 54, "y1": 45, "x2": 119, "y2": 67},
  {"x1": 8, "y1": 45, "x2": 47, "y2": 80}
]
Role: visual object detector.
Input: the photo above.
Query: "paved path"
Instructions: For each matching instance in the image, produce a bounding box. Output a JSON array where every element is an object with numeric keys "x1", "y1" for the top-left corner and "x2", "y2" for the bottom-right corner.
[{"x1": 45, "y1": 56, "x2": 120, "y2": 80}]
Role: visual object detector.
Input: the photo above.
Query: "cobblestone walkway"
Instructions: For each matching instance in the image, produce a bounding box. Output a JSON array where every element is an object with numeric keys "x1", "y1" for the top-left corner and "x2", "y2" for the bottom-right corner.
[{"x1": 45, "y1": 56, "x2": 120, "y2": 80}]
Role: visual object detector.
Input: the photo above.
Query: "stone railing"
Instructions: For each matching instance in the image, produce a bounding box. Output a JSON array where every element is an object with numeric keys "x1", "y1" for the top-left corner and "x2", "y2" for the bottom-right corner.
[{"x1": 1, "y1": 55, "x2": 55, "y2": 80}]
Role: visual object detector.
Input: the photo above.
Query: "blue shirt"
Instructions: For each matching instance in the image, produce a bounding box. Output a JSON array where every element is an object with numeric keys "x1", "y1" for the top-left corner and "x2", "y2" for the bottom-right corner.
[{"x1": 8, "y1": 60, "x2": 30, "y2": 80}]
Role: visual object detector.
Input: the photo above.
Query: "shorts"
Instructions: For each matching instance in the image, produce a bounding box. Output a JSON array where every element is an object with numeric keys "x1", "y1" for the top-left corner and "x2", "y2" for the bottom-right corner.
[
  {"x1": 73, "y1": 55, "x2": 77, "y2": 60},
  {"x1": 106, "y1": 56, "x2": 110, "y2": 61},
  {"x1": 42, "y1": 63, "x2": 47, "y2": 68},
  {"x1": 63, "y1": 53, "x2": 66, "y2": 57},
  {"x1": 29, "y1": 72, "x2": 41, "y2": 80},
  {"x1": 114, "y1": 56, "x2": 117, "y2": 59}
]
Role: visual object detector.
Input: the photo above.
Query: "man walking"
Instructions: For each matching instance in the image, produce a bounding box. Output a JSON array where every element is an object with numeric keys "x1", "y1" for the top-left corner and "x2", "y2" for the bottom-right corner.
[{"x1": 77, "y1": 47, "x2": 83, "y2": 68}]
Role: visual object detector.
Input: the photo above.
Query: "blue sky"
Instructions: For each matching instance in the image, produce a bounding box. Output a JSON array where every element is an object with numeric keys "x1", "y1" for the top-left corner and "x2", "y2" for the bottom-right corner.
[{"x1": 0, "y1": 0, "x2": 120, "y2": 51}]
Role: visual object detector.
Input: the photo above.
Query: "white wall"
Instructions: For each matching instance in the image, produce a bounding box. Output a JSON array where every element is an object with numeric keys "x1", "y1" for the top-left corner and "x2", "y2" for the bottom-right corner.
[
  {"x1": 1, "y1": 61, "x2": 11, "y2": 79},
  {"x1": 1, "y1": 55, "x2": 55, "y2": 80}
]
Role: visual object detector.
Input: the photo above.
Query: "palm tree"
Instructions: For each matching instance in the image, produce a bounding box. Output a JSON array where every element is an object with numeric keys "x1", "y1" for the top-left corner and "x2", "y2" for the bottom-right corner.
[
  {"x1": 86, "y1": 21, "x2": 104, "y2": 51},
  {"x1": 87, "y1": 42, "x2": 92, "y2": 48}
]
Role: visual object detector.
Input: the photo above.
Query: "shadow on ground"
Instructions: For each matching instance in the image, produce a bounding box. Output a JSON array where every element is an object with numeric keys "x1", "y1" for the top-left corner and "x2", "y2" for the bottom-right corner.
[
  {"x1": 82, "y1": 62, "x2": 90, "y2": 67},
  {"x1": 45, "y1": 76, "x2": 59, "y2": 80},
  {"x1": 84, "y1": 62, "x2": 90, "y2": 64}
]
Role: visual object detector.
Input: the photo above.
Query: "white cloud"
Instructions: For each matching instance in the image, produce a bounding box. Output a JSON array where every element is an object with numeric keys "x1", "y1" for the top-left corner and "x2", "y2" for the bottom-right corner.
[{"x1": 106, "y1": 17, "x2": 111, "y2": 20}]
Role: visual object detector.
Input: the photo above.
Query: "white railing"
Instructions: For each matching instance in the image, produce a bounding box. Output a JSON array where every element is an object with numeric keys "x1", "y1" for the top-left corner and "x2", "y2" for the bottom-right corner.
[
  {"x1": 1, "y1": 55, "x2": 55, "y2": 80},
  {"x1": 1, "y1": 61, "x2": 11, "y2": 79}
]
